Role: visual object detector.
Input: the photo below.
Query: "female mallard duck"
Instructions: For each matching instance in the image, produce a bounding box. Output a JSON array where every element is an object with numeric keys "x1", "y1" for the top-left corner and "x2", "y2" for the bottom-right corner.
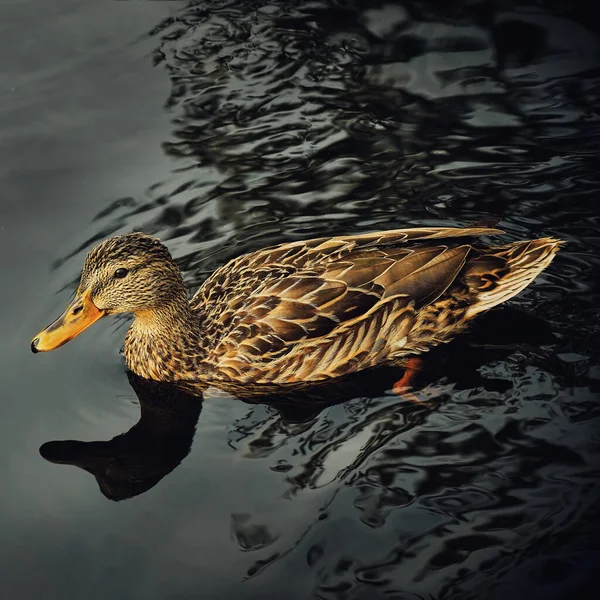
[{"x1": 31, "y1": 226, "x2": 561, "y2": 385}]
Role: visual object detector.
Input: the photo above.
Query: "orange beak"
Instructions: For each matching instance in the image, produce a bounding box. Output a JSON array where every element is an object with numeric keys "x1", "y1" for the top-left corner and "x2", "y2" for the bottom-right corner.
[{"x1": 31, "y1": 289, "x2": 106, "y2": 353}]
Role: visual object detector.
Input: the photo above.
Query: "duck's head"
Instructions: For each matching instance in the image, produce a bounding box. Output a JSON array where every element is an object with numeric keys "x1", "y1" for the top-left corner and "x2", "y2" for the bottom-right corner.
[{"x1": 31, "y1": 233, "x2": 187, "y2": 353}]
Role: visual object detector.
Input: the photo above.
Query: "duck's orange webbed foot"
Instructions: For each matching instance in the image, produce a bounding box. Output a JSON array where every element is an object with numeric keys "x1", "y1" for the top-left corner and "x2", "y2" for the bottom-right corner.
[{"x1": 392, "y1": 357, "x2": 425, "y2": 403}]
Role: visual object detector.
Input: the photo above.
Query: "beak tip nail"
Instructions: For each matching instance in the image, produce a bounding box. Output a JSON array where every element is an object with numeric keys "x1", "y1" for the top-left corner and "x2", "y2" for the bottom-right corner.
[{"x1": 31, "y1": 338, "x2": 40, "y2": 354}]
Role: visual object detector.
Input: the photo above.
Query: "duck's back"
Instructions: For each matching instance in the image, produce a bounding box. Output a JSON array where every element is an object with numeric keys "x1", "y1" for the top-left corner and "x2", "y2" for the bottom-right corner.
[{"x1": 190, "y1": 227, "x2": 560, "y2": 384}]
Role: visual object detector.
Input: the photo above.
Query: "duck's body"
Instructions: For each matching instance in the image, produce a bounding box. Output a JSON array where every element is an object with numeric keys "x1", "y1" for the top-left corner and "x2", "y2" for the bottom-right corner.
[{"x1": 32, "y1": 226, "x2": 562, "y2": 386}]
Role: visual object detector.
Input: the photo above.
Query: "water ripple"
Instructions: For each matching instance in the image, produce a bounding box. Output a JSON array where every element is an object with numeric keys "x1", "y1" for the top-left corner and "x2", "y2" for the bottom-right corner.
[{"x1": 43, "y1": 1, "x2": 600, "y2": 597}]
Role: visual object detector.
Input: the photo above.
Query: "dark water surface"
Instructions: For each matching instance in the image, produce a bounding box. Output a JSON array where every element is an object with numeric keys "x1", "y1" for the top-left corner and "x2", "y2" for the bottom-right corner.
[{"x1": 2, "y1": 1, "x2": 600, "y2": 598}]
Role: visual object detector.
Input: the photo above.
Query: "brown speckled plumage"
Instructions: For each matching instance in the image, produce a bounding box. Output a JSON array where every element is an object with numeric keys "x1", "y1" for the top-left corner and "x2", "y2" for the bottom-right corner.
[{"x1": 65, "y1": 227, "x2": 562, "y2": 384}]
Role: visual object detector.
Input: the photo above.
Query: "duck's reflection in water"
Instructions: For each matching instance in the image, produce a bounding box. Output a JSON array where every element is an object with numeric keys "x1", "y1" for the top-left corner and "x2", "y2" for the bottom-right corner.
[
  {"x1": 39, "y1": 307, "x2": 553, "y2": 502},
  {"x1": 40, "y1": 373, "x2": 203, "y2": 501},
  {"x1": 38, "y1": 367, "x2": 419, "y2": 501}
]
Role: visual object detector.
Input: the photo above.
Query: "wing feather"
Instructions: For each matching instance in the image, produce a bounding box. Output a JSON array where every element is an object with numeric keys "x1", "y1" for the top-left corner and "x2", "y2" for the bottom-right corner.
[{"x1": 195, "y1": 226, "x2": 502, "y2": 371}]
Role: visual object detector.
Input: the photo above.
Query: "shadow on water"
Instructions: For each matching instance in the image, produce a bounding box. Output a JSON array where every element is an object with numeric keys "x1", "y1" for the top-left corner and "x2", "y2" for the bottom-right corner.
[
  {"x1": 40, "y1": 373, "x2": 204, "y2": 502},
  {"x1": 27, "y1": 0, "x2": 600, "y2": 598}
]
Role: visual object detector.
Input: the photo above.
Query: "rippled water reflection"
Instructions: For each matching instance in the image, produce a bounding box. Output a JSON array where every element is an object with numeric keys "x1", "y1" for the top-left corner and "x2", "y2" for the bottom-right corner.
[{"x1": 7, "y1": 0, "x2": 600, "y2": 598}]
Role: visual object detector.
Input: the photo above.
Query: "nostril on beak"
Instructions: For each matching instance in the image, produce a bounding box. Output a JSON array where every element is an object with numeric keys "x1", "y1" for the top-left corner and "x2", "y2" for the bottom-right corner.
[{"x1": 31, "y1": 338, "x2": 40, "y2": 353}]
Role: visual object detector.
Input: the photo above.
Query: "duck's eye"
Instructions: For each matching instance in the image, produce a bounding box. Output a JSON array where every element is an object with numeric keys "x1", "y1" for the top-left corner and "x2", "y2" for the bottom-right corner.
[{"x1": 114, "y1": 268, "x2": 129, "y2": 279}]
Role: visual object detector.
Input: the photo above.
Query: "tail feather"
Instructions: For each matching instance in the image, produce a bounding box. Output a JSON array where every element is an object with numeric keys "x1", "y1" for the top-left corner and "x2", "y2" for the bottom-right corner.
[{"x1": 465, "y1": 238, "x2": 563, "y2": 319}]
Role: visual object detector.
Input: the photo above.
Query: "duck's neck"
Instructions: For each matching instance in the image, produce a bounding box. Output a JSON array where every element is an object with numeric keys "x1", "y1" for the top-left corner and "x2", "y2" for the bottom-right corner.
[{"x1": 124, "y1": 298, "x2": 205, "y2": 382}]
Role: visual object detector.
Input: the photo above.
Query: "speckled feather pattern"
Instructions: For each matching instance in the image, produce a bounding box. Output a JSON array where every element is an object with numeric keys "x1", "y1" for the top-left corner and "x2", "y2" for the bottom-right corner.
[{"x1": 76, "y1": 227, "x2": 562, "y2": 385}]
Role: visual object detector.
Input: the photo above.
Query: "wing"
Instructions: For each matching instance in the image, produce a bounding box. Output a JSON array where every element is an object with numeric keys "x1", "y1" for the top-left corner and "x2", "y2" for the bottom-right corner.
[{"x1": 193, "y1": 226, "x2": 501, "y2": 377}]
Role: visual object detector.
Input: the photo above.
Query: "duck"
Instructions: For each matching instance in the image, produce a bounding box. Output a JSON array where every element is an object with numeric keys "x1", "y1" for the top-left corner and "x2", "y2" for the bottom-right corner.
[{"x1": 31, "y1": 225, "x2": 562, "y2": 387}]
